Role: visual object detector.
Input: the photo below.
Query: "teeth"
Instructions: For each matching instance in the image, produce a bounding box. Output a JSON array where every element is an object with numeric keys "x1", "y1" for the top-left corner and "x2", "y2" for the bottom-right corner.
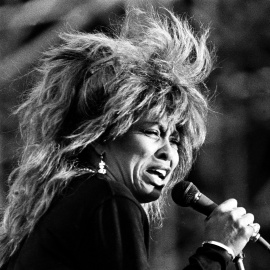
[
  {"x1": 154, "y1": 169, "x2": 166, "y2": 178},
  {"x1": 147, "y1": 168, "x2": 168, "y2": 180},
  {"x1": 155, "y1": 169, "x2": 166, "y2": 177}
]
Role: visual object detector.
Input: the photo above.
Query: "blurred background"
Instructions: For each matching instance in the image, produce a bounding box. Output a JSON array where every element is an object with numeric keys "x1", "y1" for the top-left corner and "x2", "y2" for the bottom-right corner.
[{"x1": 0, "y1": 0, "x2": 269, "y2": 269}]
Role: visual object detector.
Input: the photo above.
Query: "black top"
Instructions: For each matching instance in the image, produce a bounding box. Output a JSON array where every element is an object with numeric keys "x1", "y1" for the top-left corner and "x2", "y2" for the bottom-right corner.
[{"x1": 3, "y1": 173, "x2": 231, "y2": 270}]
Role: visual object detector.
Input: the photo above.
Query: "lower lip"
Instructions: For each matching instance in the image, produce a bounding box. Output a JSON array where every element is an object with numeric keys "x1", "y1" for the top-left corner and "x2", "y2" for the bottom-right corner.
[
  {"x1": 146, "y1": 178, "x2": 165, "y2": 190},
  {"x1": 145, "y1": 172, "x2": 164, "y2": 185},
  {"x1": 146, "y1": 172, "x2": 165, "y2": 182}
]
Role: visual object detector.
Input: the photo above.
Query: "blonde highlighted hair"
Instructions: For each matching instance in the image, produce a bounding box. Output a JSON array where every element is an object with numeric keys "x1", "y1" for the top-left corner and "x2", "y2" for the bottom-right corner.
[{"x1": 0, "y1": 7, "x2": 213, "y2": 264}]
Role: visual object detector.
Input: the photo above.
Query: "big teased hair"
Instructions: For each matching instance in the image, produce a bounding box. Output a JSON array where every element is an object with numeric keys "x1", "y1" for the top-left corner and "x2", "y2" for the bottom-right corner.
[{"x1": 0, "y1": 7, "x2": 213, "y2": 264}]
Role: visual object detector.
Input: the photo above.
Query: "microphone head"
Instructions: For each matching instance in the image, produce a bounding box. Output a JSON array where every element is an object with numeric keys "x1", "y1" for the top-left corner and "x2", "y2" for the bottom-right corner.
[{"x1": 171, "y1": 181, "x2": 200, "y2": 207}]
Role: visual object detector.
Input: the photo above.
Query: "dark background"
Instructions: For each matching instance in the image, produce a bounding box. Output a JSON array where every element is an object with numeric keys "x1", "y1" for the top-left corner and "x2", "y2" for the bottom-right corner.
[{"x1": 0, "y1": 1, "x2": 269, "y2": 269}]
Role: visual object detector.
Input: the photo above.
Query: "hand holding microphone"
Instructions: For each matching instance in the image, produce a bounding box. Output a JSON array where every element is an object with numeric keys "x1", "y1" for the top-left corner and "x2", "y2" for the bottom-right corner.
[
  {"x1": 203, "y1": 198, "x2": 257, "y2": 257},
  {"x1": 171, "y1": 181, "x2": 270, "y2": 257}
]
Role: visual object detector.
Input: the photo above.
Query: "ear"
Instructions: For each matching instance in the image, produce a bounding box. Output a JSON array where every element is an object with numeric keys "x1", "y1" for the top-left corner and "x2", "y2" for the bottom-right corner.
[{"x1": 91, "y1": 141, "x2": 106, "y2": 156}]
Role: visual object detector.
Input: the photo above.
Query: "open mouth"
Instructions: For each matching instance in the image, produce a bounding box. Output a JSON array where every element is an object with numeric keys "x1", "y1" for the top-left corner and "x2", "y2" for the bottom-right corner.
[{"x1": 146, "y1": 168, "x2": 167, "y2": 180}]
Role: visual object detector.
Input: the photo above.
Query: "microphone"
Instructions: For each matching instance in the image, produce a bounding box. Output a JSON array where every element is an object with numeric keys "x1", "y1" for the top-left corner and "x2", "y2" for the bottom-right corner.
[{"x1": 171, "y1": 181, "x2": 270, "y2": 253}]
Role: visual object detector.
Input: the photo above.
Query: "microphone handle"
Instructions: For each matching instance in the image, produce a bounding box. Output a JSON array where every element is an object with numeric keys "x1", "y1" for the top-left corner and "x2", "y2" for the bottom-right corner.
[
  {"x1": 254, "y1": 235, "x2": 270, "y2": 253},
  {"x1": 191, "y1": 192, "x2": 217, "y2": 217}
]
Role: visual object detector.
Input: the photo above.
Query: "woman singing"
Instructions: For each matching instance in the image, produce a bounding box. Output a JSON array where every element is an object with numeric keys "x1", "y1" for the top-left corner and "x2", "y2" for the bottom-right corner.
[{"x1": 0, "y1": 7, "x2": 258, "y2": 270}]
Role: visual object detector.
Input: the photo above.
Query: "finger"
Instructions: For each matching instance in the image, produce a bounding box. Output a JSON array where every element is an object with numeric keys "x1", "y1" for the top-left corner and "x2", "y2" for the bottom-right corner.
[
  {"x1": 249, "y1": 223, "x2": 260, "y2": 238},
  {"x1": 232, "y1": 213, "x2": 255, "y2": 240},
  {"x1": 217, "y1": 198, "x2": 238, "y2": 212},
  {"x1": 238, "y1": 213, "x2": 255, "y2": 227},
  {"x1": 231, "y1": 207, "x2": 246, "y2": 218}
]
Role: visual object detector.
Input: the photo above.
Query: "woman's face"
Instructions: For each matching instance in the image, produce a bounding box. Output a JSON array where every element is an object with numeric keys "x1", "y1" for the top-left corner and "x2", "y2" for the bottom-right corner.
[{"x1": 102, "y1": 116, "x2": 180, "y2": 203}]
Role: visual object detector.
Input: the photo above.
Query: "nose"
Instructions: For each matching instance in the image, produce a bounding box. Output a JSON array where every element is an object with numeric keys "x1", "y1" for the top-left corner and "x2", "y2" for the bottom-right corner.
[{"x1": 155, "y1": 139, "x2": 177, "y2": 164}]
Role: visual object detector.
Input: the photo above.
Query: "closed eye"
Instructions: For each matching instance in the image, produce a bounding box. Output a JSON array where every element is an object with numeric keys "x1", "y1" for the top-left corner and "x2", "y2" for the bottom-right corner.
[
  {"x1": 170, "y1": 132, "x2": 181, "y2": 149},
  {"x1": 142, "y1": 129, "x2": 160, "y2": 138},
  {"x1": 170, "y1": 137, "x2": 180, "y2": 148}
]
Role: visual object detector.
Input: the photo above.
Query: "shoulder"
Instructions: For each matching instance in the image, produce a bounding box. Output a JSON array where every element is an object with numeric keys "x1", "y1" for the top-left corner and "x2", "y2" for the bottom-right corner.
[
  {"x1": 68, "y1": 173, "x2": 136, "y2": 200},
  {"x1": 58, "y1": 173, "x2": 146, "y2": 218},
  {"x1": 38, "y1": 173, "x2": 148, "y2": 236}
]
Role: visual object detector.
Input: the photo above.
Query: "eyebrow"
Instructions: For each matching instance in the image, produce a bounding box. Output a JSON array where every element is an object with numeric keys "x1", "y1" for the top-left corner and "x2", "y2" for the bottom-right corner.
[{"x1": 143, "y1": 121, "x2": 180, "y2": 137}]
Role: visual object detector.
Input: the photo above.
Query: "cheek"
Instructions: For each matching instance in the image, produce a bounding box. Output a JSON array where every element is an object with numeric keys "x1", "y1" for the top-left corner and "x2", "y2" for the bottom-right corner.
[
  {"x1": 109, "y1": 136, "x2": 146, "y2": 169},
  {"x1": 116, "y1": 136, "x2": 153, "y2": 178},
  {"x1": 117, "y1": 134, "x2": 150, "y2": 157},
  {"x1": 174, "y1": 151, "x2": 180, "y2": 168},
  {"x1": 167, "y1": 151, "x2": 179, "y2": 183}
]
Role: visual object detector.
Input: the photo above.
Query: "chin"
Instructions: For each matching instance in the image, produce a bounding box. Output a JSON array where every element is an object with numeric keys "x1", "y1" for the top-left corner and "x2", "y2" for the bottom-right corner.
[{"x1": 135, "y1": 189, "x2": 162, "y2": 203}]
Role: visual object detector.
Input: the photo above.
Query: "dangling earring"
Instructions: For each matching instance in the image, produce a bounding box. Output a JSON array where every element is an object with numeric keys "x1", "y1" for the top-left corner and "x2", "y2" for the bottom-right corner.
[{"x1": 98, "y1": 154, "x2": 106, "y2": 174}]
